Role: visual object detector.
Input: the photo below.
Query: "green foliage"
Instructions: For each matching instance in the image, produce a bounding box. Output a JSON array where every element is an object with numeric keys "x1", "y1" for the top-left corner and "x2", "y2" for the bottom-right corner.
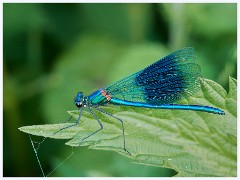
[
  {"x1": 19, "y1": 77, "x2": 237, "y2": 177},
  {"x1": 4, "y1": 3, "x2": 237, "y2": 177}
]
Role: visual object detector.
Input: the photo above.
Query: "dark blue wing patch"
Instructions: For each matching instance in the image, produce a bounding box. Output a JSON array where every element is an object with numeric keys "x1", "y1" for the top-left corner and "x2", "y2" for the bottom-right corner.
[{"x1": 107, "y1": 47, "x2": 201, "y2": 105}]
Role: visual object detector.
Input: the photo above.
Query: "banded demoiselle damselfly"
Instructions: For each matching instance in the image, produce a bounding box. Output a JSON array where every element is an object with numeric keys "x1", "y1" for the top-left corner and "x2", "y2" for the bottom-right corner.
[{"x1": 57, "y1": 47, "x2": 225, "y2": 155}]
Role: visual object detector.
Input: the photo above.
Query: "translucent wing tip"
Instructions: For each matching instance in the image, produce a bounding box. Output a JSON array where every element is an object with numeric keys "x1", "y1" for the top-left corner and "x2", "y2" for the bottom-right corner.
[
  {"x1": 181, "y1": 47, "x2": 194, "y2": 50},
  {"x1": 175, "y1": 47, "x2": 195, "y2": 53}
]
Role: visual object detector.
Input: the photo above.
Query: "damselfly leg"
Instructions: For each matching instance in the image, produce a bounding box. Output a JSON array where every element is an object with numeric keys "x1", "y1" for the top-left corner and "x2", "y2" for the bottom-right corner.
[
  {"x1": 54, "y1": 106, "x2": 85, "y2": 134},
  {"x1": 94, "y1": 106, "x2": 131, "y2": 155},
  {"x1": 79, "y1": 106, "x2": 104, "y2": 142}
]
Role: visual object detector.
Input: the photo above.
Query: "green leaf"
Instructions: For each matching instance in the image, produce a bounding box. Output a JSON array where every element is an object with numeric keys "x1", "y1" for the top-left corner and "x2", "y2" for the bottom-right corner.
[{"x1": 19, "y1": 78, "x2": 237, "y2": 177}]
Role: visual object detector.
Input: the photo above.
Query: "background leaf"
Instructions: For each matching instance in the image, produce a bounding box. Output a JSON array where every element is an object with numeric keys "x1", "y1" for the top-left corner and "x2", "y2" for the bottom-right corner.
[
  {"x1": 4, "y1": 3, "x2": 236, "y2": 177},
  {"x1": 19, "y1": 78, "x2": 237, "y2": 177}
]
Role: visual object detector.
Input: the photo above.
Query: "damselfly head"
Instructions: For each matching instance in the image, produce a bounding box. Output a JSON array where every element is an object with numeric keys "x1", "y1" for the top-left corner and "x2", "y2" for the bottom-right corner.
[{"x1": 74, "y1": 92, "x2": 84, "y2": 108}]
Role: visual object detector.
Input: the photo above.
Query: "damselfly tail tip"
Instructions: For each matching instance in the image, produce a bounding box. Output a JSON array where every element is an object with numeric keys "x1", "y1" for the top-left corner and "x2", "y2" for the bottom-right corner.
[
  {"x1": 218, "y1": 109, "x2": 225, "y2": 115},
  {"x1": 220, "y1": 111, "x2": 225, "y2": 115}
]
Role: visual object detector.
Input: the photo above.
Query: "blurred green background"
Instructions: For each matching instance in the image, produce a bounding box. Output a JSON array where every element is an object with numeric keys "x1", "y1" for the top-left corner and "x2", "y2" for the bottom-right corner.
[{"x1": 3, "y1": 3, "x2": 236, "y2": 177}]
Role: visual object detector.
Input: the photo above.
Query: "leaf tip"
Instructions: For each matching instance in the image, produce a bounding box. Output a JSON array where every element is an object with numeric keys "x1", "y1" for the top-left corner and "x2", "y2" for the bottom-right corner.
[{"x1": 18, "y1": 126, "x2": 28, "y2": 133}]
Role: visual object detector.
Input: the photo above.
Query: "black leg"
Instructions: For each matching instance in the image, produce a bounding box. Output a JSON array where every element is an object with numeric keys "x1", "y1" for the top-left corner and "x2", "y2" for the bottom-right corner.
[
  {"x1": 54, "y1": 107, "x2": 85, "y2": 134},
  {"x1": 94, "y1": 106, "x2": 131, "y2": 155},
  {"x1": 65, "y1": 116, "x2": 72, "y2": 123},
  {"x1": 80, "y1": 106, "x2": 103, "y2": 142}
]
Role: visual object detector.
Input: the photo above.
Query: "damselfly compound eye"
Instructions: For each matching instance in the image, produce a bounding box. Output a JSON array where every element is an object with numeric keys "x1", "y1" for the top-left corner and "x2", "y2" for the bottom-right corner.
[{"x1": 75, "y1": 102, "x2": 82, "y2": 108}]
